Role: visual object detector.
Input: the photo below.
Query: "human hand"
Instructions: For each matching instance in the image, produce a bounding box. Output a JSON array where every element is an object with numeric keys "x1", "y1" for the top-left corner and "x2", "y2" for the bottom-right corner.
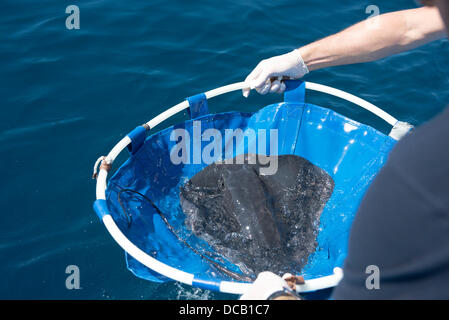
[
  {"x1": 242, "y1": 49, "x2": 309, "y2": 97},
  {"x1": 239, "y1": 271, "x2": 301, "y2": 300}
]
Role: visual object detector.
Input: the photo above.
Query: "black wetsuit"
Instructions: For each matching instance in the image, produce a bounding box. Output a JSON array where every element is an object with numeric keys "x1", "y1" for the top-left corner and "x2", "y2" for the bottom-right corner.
[{"x1": 332, "y1": 106, "x2": 449, "y2": 299}]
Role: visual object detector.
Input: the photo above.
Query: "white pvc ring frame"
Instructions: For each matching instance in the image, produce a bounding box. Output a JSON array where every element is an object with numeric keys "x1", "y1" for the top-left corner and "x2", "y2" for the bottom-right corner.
[{"x1": 95, "y1": 81, "x2": 399, "y2": 295}]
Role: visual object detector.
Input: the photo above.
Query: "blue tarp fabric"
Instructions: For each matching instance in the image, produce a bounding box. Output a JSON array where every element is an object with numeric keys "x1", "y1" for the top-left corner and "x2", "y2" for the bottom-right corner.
[{"x1": 105, "y1": 81, "x2": 396, "y2": 285}]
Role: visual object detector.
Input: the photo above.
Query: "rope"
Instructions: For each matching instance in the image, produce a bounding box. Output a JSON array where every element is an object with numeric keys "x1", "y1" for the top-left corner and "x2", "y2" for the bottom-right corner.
[
  {"x1": 92, "y1": 156, "x2": 112, "y2": 179},
  {"x1": 92, "y1": 156, "x2": 105, "y2": 179},
  {"x1": 116, "y1": 187, "x2": 253, "y2": 283}
]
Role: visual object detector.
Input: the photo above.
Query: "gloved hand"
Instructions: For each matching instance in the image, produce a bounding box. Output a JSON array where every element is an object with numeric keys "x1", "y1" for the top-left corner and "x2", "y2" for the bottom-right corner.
[
  {"x1": 242, "y1": 49, "x2": 309, "y2": 97},
  {"x1": 239, "y1": 271, "x2": 301, "y2": 300}
]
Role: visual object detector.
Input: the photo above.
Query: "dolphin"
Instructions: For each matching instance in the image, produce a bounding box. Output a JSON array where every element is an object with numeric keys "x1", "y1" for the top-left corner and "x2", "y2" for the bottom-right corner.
[{"x1": 179, "y1": 154, "x2": 334, "y2": 278}]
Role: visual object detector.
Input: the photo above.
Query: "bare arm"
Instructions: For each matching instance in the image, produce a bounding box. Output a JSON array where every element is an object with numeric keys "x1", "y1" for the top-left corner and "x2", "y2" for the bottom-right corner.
[
  {"x1": 243, "y1": 6, "x2": 446, "y2": 96},
  {"x1": 300, "y1": 6, "x2": 446, "y2": 71}
]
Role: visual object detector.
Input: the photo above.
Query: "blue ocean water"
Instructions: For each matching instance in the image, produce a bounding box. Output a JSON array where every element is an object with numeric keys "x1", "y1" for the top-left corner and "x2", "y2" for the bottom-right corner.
[{"x1": 1, "y1": 0, "x2": 448, "y2": 299}]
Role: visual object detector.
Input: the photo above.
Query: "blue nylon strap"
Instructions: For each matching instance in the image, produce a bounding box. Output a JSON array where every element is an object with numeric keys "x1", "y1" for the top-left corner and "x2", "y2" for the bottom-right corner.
[
  {"x1": 284, "y1": 80, "x2": 305, "y2": 104},
  {"x1": 127, "y1": 125, "x2": 147, "y2": 155},
  {"x1": 93, "y1": 199, "x2": 110, "y2": 220},
  {"x1": 186, "y1": 93, "x2": 209, "y2": 119},
  {"x1": 192, "y1": 277, "x2": 221, "y2": 291}
]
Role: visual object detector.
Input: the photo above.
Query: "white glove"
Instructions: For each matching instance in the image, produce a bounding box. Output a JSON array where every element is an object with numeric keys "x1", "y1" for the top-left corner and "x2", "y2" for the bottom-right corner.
[
  {"x1": 239, "y1": 272, "x2": 301, "y2": 300},
  {"x1": 242, "y1": 49, "x2": 309, "y2": 97}
]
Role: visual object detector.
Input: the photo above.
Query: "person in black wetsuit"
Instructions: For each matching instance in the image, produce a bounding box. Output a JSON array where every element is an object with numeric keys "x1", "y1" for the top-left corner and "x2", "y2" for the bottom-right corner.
[
  {"x1": 332, "y1": 100, "x2": 449, "y2": 299},
  {"x1": 240, "y1": 0, "x2": 449, "y2": 300}
]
